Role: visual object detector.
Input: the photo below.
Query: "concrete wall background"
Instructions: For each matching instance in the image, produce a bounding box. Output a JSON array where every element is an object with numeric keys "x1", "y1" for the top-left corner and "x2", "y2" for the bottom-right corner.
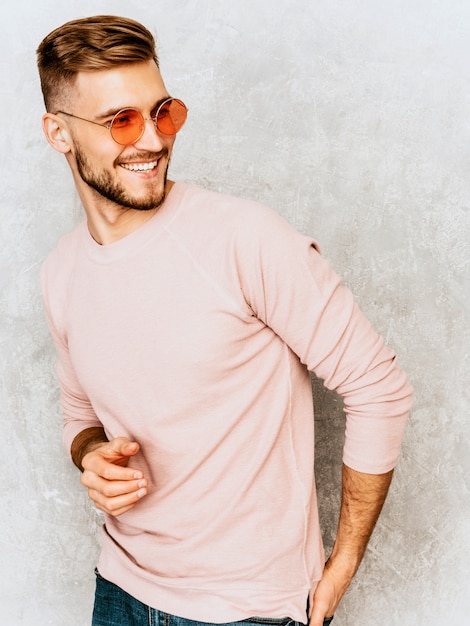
[{"x1": 1, "y1": 0, "x2": 468, "y2": 624}]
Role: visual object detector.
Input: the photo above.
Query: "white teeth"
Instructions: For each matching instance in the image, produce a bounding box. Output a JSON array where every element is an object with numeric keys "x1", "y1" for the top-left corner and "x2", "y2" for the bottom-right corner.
[{"x1": 121, "y1": 161, "x2": 158, "y2": 172}]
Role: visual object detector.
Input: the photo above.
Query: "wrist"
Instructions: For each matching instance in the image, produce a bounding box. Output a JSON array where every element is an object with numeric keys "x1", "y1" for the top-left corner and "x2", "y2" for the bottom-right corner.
[
  {"x1": 325, "y1": 548, "x2": 361, "y2": 579},
  {"x1": 71, "y1": 427, "x2": 108, "y2": 471}
]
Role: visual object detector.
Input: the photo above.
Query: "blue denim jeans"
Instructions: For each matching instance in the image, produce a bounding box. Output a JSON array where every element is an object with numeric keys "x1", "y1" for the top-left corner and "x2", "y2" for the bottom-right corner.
[{"x1": 92, "y1": 570, "x2": 334, "y2": 626}]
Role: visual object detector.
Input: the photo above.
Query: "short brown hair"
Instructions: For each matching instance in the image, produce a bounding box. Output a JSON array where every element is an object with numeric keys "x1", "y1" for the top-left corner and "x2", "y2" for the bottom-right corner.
[{"x1": 36, "y1": 15, "x2": 159, "y2": 111}]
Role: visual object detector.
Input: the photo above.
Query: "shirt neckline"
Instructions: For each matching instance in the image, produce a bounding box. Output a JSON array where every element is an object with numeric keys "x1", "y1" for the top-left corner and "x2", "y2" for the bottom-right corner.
[{"x1": 83, "y1": 181, "x2": 185, "y2": 263}]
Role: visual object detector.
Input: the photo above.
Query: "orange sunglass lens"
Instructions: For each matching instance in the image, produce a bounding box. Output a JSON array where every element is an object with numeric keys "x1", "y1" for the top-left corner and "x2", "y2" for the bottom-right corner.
[
  {"x1": 157, "y1": 99, "x2": 187, "y2": 135},
  {"x1": 110, "y1": 109, "x2": 145, "y2": 144}
]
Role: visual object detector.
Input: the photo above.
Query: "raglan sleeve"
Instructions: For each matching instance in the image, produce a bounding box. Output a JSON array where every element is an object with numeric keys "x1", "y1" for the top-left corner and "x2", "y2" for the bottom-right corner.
[
  {"x1": 237, "y1": 205, "x2": 413, "y2": 474},
  {"x1": 41, "y1": 252, "x2": 104, "y2": 458}
]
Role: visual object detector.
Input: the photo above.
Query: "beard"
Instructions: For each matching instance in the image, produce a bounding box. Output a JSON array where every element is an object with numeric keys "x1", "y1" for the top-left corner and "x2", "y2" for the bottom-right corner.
[{"x1": 74, "y1": 144, "x2": 170, "y2": 212}]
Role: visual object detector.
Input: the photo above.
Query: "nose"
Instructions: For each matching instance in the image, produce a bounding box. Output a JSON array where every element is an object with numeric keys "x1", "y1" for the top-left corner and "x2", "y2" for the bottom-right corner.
[{"x1": 134, "y1": 118, "x2": 166, "y2": 152}]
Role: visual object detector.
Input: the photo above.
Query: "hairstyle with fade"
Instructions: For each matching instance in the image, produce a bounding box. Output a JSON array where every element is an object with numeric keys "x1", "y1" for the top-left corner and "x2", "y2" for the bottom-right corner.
[{"x1": 36, "y1": 15, "x2": 159, "y2": 112}]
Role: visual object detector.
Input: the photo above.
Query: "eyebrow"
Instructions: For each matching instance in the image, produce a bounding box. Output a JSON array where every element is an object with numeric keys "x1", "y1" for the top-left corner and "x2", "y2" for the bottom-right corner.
[{"x1": 94, "y1": 96, "x2": 172, "y2": 121}]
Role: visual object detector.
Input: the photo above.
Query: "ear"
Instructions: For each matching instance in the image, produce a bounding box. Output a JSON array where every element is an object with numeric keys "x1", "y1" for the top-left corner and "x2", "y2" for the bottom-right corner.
[{"x1": 42, "y1": 113, "x2": 73, "y2": 154}]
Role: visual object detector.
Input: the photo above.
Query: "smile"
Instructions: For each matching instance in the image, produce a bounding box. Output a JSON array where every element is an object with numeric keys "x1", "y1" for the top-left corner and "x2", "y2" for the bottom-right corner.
[{"x1": 120, "y1": 160, "x2": 159, "y2": 172}]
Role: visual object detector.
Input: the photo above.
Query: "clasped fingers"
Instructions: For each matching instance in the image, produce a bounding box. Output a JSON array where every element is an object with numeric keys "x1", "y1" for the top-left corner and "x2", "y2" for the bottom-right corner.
[{"x1": 81, "y1": 472, "x2": 148, "y2": 516}]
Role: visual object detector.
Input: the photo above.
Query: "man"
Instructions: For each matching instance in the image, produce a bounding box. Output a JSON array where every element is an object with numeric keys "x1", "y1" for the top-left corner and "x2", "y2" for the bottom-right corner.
[{"x1": 37, "y1": 15, "x2": 412, "y2": 626}]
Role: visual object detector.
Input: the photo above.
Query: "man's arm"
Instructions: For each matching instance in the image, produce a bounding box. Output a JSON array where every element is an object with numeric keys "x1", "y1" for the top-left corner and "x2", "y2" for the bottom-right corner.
[
  {"x1": 70, "y1": 427, "x2": 148, "y2": 517},
  {"x1": 309, "y1": 464, "x2": 394, "y2": 625}
]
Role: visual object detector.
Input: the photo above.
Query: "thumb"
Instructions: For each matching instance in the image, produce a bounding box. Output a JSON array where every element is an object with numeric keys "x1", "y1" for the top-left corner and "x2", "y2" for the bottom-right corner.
[
  {"x1": 309, "y1": 605, "x2": 327, "y2": 626},
  {"x1": 309, "y1": 611, "x2": 328, "y2": 626},
  {"x1": 106, "y1": 437, "x2": 140, "y2": 463}
]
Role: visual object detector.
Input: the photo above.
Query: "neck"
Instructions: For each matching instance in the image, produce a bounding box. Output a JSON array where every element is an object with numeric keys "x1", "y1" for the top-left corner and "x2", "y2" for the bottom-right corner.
[{"x1": 76, "y1": 179, "x2": 174, "y2": 246}]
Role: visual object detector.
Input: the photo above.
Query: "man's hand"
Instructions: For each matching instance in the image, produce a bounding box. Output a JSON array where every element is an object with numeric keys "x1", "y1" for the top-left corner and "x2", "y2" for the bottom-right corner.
[
  {"x1": 309, "y1": 464, "x2": 394, "y2": 625},
  {"x1": 309, "y1": 554, "x2": 354, "y2": 625},
  {"x1": 79, "y1": 434, "x2": 148, "y2": 517}
]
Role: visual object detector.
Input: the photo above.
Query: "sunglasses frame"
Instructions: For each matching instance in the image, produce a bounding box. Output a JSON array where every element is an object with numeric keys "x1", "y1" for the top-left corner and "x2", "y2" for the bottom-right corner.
[{"x1": 55, "y1": 97, "x2": 187, "y2": 145}]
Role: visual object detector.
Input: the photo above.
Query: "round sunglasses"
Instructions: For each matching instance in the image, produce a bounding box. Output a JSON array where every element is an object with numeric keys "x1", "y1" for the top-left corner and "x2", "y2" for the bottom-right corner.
[{"x1": 56, "y1": 98, "x2": 187, "y2": 145}]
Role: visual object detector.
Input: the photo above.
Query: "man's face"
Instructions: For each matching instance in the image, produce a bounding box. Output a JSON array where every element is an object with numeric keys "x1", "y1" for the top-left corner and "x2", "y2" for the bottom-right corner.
[{"x1": 66, "y1": 59, "x2": 175, "y2": 212}]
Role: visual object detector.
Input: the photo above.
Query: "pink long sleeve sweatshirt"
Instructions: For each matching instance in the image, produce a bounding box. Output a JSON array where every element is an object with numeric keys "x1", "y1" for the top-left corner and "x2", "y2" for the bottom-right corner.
[{"x1": 42, "y1": 182, "x2": 412, "y2": 622}]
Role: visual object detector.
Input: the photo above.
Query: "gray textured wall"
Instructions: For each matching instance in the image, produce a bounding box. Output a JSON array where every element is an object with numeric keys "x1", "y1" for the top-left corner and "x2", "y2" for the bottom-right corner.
[{"x1": 1, "y1": 1, "x2": 469, "y2": 624}]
